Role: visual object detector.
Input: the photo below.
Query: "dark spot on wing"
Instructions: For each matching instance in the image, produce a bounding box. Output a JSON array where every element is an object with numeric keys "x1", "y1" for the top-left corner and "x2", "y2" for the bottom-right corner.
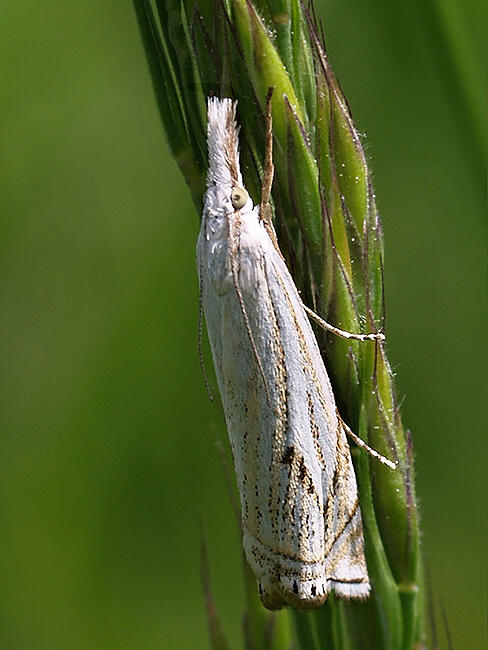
[
  {"x1": 332, "y1": 465, "x2": 340, "y2": 497},
  {"x1": 282, "y1": 445, "x2": 295, "y2": 465}
]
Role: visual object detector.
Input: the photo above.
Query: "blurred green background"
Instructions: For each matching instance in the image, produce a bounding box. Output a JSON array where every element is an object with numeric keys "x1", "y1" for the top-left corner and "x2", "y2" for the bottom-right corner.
[{"x1": 0, "y1": 1, "x2": 485, "y2": 648}]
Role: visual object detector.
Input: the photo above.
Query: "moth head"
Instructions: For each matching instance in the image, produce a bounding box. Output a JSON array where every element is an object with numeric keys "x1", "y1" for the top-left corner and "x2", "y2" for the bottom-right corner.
[{"x1": 231, "y1": 186, "x2": 249, "y2": 210}]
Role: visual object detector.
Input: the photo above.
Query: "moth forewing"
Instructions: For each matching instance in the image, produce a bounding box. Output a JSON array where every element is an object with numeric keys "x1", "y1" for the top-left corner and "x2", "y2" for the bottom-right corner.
[{"x1": 198, "y1": 97, "x2": 370, "y2": 610}]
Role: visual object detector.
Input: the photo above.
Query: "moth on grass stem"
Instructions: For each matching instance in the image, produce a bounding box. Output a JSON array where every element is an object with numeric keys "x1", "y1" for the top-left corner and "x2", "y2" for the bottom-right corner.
[{"x1": 197, "y1": 95, "x2": 393, "y2": 610}]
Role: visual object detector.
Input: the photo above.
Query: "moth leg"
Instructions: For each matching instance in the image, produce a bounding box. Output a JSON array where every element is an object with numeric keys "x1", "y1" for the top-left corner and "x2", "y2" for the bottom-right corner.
[
  {"x1": 303, "y1": 304, "x2": 385, "y2": 342},
  {"x1": 340, "y1": 416, "x2": 397, "y2": 469}
]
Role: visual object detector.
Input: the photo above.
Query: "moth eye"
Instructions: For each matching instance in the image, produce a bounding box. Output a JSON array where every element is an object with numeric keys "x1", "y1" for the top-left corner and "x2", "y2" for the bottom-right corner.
[{"x1": 231, "y1": 186, "x2": 249, "y2": 209}]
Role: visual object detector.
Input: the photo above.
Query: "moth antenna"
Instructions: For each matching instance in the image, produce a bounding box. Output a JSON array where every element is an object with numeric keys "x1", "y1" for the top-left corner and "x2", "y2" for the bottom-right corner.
[
  {"x1": 228, "y1": 216, "x2": 273, "y2": 407},
  {"x1": 260, "y1": 88, "x2": 275, "y2": 223},
  {"x1": 197, "y1": 240, "x2": 214, "y2": 402},
  {"x1": 340, "y1": 416, "x2": 397, "y2": 469},
  {"x1": 303, "y1": 304, "x2": 385, "y2": 342},
  {"x1": 260, "y1": 88, "x2": 281, "y2": 251}
]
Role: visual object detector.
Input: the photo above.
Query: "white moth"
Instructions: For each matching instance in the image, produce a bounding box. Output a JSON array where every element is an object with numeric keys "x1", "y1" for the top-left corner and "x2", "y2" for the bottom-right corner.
[{"x1": 197, "y1": 97, "x2": 376, "y2": 610}]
